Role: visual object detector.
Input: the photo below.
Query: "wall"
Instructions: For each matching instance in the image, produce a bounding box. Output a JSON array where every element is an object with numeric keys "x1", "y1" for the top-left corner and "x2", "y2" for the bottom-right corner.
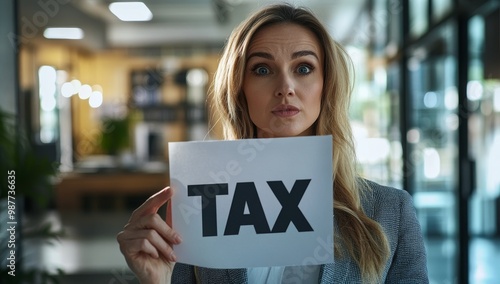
[{"x1": 18, "y1": 43, "x2": 221, "y2": 161}]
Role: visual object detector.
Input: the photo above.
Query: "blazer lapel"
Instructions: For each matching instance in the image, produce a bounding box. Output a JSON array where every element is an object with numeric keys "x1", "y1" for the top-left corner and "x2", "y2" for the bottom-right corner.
[
  {"x1": 361, "y1": 180, "x2": 375, "y2": 218},
  {"x1": 226, "y1": 268, "x2": 247, "y2": 284},
  {"x1": 196, "y1": 267, "x2": 247, "y2": 284},
  {"x1": 322, "y1": 189, "x2": 373, "y2": 284},
  {"x1": 317, "y1": 222, "x2": 350, "y2": 283}
]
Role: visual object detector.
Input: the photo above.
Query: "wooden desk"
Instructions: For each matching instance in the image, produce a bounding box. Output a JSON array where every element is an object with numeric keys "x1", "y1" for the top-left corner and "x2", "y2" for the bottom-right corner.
[{"x1": 55, "y1": 171, "x2": 168, "y2": 211}]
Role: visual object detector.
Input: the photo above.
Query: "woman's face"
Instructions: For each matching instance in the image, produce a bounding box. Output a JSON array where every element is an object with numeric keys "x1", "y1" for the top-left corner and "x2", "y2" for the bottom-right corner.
[{"x1": 242, "y1": 22, "x2": 324, "y2": 138}]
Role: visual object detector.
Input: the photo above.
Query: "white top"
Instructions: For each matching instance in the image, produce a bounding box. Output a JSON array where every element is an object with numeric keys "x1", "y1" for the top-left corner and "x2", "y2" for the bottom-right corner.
[{"x1": 248, "y1": 265, "x2": 321, "y2": 283}]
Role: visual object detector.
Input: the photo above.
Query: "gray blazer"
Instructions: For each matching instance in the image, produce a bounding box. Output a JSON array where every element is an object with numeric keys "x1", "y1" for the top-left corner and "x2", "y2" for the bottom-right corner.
[{"x1": 172, "y1": 180, "x2": 429, "y2": 283}]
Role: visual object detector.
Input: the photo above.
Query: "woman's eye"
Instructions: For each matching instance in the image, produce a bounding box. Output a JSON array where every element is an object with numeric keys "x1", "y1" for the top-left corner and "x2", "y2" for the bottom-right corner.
[
  {"x1": 297, "y1": 65, "x2": 312, "y2": 74},
  {"x1": 253, "y1": 66, "x2": 270, "y2": 75}
]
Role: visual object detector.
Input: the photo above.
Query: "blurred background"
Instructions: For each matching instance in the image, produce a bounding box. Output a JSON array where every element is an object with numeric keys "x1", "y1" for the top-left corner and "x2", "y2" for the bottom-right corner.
[{"x1": 1, "y1": 0, "x2": 499, "y2": 283}]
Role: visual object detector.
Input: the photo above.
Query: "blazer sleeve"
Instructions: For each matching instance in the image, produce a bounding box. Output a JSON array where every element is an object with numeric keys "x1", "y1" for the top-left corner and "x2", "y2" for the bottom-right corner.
[
  {"x1": 171, "y1": 264, "x2": 248, "y2": 283},
  {"x1": 171, "y1": 263, "x2": 196, "y2": 284},
  {"x1": 385, "y1": 189, "x2": 429, "y2": 283}
]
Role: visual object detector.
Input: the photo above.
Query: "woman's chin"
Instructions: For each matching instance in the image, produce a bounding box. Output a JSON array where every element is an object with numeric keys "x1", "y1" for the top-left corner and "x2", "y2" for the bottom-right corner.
[{"x1": 257, "y1": 128, "x2": 314, "y2": 138}]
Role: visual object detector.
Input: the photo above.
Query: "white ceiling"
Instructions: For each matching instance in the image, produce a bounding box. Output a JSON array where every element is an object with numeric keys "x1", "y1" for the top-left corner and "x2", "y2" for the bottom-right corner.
[{"x1": 19, "y1": 0, "x2": 368, "y2": 50}]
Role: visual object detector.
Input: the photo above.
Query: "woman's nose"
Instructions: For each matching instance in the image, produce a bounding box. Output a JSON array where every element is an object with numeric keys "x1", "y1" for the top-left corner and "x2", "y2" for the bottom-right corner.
[{"x1": 275, "y1": 73, "x2": 295, "y2": 97}]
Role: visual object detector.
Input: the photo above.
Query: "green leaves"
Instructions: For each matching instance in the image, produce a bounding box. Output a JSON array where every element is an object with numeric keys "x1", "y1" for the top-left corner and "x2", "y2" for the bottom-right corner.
[
  {"x1": 0, "y1": 109, "x2": 58, "y2": 208},
  {"x1": 98, "y1": 116, "x2": 131, "y2": 155}
]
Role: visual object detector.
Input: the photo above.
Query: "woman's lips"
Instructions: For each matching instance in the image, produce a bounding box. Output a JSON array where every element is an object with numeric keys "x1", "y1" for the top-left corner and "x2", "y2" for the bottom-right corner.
[{"x1": 271, "y1": 104, "x2": 300, "y2": 117}]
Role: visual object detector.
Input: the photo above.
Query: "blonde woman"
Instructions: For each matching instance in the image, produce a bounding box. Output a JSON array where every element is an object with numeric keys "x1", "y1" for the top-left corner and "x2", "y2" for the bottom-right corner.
[{"x1": 117, "y1": 3, "x2": 428, "y2": 283}]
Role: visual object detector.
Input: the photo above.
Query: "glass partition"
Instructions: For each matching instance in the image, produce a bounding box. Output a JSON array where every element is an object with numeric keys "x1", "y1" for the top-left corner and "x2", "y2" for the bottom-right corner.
[
  {"x1": 409, "y1": 0, "x2": 429, "y2": 38},
  {"x1": 468, "y1": 10, "x2": 500, "y2": 283},
  {"x1": 406, "y1": 22, "x2": 459, "y2": 282},
  {"x1": 432, "y1": 0, "x2": 453, "y2": 22}
]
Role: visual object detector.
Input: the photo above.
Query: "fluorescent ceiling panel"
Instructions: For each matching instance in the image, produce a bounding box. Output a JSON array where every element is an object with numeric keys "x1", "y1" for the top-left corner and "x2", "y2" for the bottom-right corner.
[
  {"x1": 43, "y1": 28, "x2": 84, "y2": 40},
  {"x1": 109, "y1": 2, "x2": 153, "y2": 21}
]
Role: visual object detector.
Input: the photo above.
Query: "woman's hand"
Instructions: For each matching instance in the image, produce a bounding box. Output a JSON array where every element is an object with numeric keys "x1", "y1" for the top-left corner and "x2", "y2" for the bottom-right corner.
[{"x1": 117, "y1": 187, "x2": 182, "y2": 284}]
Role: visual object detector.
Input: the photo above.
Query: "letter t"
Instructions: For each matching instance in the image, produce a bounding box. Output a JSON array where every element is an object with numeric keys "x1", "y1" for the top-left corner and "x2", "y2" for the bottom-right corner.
[{"x1": 188, "y1": 184, "x2": 228, "y2": 237}]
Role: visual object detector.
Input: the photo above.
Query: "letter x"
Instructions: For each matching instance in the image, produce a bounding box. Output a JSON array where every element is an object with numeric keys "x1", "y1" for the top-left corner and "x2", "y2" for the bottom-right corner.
[{"x1": 267, "y1": 179, "x2": 313, "y2": 233}]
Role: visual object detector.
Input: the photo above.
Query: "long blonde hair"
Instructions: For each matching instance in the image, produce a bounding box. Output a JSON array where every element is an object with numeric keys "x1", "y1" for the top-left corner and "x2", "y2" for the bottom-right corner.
[{"x1": 210, "y1": 3, "x2": 390, "y2": 282}]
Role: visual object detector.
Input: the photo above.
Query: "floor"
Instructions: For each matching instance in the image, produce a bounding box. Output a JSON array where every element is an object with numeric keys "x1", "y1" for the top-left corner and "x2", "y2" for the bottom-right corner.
[
  {"x1": 20, "y1": 210, "x2": 500, "y2": 284},
  {"x1": 21, "y1": 211, "x2": 138, "y2": 284}
]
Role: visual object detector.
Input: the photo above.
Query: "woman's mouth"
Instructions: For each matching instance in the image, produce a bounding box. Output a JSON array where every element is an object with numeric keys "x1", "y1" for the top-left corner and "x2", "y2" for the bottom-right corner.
[{"x1": 271, "y1": 104, "x2": 300, "y2": 117}]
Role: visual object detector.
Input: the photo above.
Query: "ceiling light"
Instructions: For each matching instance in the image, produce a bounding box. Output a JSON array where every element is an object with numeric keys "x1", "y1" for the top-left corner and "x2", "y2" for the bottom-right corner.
[
  {"x1": 43, "y1": 28, "x2": 84, "y2": 40},
  {"x1": 79, "y1": 84, "x2": 92, "y2": 100},
  {"x1": 109, "y1": 2, "x2": 153, "y2": 21},
  {"x1": 89, "y1": 91, "x2": 103, "y2": 108}
]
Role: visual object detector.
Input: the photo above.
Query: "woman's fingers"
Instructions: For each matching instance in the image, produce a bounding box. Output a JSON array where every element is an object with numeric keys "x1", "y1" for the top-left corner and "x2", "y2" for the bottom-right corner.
[
  {"x1": 120, "y1": 234, "x2": 160, "y2": 259},
  {"x1": 129, "y1": 187, "x2": 174, "y2": 222},
  {"x1": 125, "y1": 213, "x2": 182, "y2": 245},
  {"x1": 117, "y1": 187, "x2": 179, "y2": 283},
  {"x1": 118, "y1": 228, "x2": 177, "y2": 262},
  {"x1": 118, "y1": 187, "x2": 182, "y2": 262}
]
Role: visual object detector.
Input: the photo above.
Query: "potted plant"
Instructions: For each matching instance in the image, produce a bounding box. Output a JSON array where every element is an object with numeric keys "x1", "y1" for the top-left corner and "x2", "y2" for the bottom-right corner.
[
  {"x1": 99, "y1": 115, "x2": 131, "y2": 156},
  {"x1": 97, "y1": 114, "x2": 136, "y2": 169},
  {"x1": 0, "y1": 109, "x2": 63, "y2": 283}
]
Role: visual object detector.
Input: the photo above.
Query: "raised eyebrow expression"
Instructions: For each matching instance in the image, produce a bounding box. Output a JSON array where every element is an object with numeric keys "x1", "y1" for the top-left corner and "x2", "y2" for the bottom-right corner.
[{"x1": 246, "y1": 50, "x2": 320, "y2": 62}]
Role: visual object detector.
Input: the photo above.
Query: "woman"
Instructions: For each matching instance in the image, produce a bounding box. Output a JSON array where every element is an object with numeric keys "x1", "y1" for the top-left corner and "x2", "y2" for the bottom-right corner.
[{"x1": 117, "y1": 3, "x2": 428, "y2": 283}]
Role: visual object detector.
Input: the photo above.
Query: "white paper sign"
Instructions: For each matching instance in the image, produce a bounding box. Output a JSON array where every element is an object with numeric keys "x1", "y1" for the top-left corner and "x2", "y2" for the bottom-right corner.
[{"x1": 168, "y1": 135, "x2": 333, "y2": 268}]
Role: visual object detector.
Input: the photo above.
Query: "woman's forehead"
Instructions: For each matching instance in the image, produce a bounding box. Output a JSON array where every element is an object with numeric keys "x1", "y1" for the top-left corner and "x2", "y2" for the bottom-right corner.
[{"x1": 247, "y1": 23, "x2": 323, "y2": 59}]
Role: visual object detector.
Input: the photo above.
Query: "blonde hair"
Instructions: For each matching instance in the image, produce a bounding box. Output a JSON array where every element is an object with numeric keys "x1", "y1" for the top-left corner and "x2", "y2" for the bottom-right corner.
[{"x1": 210, "y1": 3, "x2": 390, "y2": 282}]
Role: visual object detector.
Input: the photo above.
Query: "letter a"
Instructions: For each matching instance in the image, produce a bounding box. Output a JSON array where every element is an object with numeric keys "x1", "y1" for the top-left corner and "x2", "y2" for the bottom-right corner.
[{"x1": 224, "y1": 182, "x2": 271, "y2": 235}]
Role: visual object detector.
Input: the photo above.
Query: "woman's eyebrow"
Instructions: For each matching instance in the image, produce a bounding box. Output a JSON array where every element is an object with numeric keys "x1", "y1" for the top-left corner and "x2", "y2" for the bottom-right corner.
[
  {"x1": 292, "y1": 50, "x2": 319, "y2": 60},
  {"x1": 247, "y1": 51, "x2": 274, "y2": 61},
  {"x1": 246, "y1": 50, "x2": 319, "y2": 61}
]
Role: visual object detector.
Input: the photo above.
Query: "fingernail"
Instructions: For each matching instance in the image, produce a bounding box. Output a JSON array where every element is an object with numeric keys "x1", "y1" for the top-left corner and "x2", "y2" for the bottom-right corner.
[
  {"x1": 170, "y1": 251, "x2": 177, "y2": 262},
  {"x1": 174, "y1": 234, "x2": 183, "y2": 243}
]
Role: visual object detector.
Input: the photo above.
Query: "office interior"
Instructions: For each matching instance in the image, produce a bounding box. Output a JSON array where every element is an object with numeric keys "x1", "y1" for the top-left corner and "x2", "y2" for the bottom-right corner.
[{"x1": 1, "y1": 0, "x2": 499, "y2": 283}]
